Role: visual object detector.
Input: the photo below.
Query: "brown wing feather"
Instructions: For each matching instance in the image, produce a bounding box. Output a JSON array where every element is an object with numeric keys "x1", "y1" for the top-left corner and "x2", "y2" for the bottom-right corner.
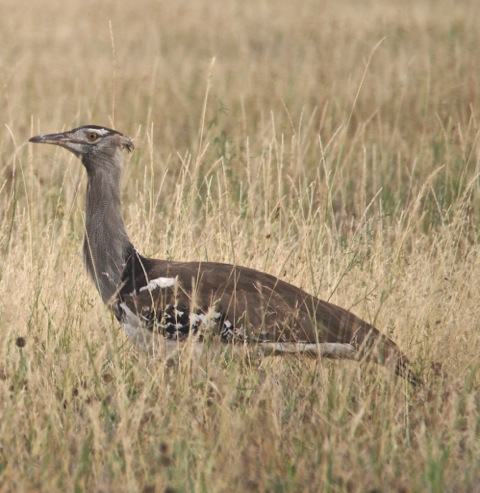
[{"x1": 115, "y1": 253, "x2": 418, "y2": 384}]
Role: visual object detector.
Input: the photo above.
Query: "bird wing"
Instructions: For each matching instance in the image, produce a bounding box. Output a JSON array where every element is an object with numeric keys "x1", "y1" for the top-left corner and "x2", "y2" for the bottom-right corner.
[
  {"x1": 114, "y1": 251, "x2": 418, "y2": 383},
  {"x1": 116, "y1": 251, "x2": 373, "y2": 346}
]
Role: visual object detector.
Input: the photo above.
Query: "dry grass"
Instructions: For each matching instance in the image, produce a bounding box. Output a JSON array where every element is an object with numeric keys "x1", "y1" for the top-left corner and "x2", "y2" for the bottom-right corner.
[{"x1": 1, "y1": 0, "x2": 479, "y2": 491}]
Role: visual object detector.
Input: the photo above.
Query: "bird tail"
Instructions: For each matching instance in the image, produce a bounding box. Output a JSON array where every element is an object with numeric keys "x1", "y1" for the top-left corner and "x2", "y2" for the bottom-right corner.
[
  {"x1": 354, "y1": 328, "x2": 422, "y2": 386},
  {"x1": 393, "y1": 357, "x2": 422, "y2": 386}
]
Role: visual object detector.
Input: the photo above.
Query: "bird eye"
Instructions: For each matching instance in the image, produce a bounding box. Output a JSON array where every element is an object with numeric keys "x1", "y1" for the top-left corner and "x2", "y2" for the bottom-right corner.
[{"x1": 87, "y1": 133, "x2": 98, "y2": 142}]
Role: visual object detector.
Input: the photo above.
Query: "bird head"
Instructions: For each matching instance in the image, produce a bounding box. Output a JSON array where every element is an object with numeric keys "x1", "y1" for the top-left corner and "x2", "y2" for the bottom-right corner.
[{"x1": 29, "y1": 125, "x2": 134, "y2": 173}]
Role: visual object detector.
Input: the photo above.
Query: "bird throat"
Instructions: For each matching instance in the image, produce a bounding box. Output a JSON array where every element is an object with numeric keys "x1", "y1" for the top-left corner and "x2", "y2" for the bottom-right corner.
[{"x1": 83, "y1": 168, "x2": 134, "y2": 303}]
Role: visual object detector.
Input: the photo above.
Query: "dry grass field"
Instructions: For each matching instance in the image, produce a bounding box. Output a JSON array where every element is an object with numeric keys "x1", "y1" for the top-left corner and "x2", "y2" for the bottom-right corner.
[{"x1": 0, "y1": 0, "x2": 479, "y2": 491}]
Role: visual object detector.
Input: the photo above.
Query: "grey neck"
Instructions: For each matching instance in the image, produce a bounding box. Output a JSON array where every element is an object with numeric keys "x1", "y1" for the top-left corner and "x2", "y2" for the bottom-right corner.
[{"x1": 83, "y1": 161, "x2": 134, "y2": 303}]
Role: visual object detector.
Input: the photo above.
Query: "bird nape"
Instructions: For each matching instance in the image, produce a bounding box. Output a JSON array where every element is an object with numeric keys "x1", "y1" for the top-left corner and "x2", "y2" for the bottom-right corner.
[{"x1": 29, "y1": 125, "x2": 421, "y2": 385}]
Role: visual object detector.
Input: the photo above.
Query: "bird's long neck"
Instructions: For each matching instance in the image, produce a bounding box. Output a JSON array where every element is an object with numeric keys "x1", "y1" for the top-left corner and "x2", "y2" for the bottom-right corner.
[{"x1": 84, "y1": 166, "x2": 134, "y2": 303}]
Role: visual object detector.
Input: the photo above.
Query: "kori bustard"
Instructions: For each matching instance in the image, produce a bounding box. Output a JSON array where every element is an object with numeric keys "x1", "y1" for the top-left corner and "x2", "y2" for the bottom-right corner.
[{"x1": 29, "y1": 125, "x2": 420, "y2": 385}]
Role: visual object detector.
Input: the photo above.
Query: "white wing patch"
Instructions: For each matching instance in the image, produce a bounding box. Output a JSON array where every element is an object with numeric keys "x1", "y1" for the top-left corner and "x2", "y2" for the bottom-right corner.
[
  {"x1": 258, "y1": 342, "x2": 356, "y2": 359},
  {"x1": 189, "y1": 313, "x2": 208, "y2": 326},
  {"x1": 139, "y1": 276, "x2": 176, "y2": 293}
]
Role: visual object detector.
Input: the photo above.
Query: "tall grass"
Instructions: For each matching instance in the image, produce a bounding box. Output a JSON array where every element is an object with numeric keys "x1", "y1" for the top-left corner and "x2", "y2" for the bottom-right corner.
[{"x1": 0, "y1": 0, "x2": 479, "y2": 491}]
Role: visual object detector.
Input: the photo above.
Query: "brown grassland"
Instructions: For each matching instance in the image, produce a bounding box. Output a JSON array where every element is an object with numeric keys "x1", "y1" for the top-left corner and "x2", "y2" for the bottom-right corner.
[{"x1": 1, "y1": 0, "x2": 479, "y2": 491}]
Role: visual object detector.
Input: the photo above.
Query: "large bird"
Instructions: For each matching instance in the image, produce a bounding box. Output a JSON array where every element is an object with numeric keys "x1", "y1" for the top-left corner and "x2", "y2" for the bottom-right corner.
[{"x1": 29, "y1": 125, "x2": 420, "y2": 384}]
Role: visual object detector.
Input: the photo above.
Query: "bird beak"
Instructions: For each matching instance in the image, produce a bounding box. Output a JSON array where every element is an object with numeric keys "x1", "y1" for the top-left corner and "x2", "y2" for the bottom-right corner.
[{"x1": 29, "y1": 132, "x2": 72, "y2": 146}]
